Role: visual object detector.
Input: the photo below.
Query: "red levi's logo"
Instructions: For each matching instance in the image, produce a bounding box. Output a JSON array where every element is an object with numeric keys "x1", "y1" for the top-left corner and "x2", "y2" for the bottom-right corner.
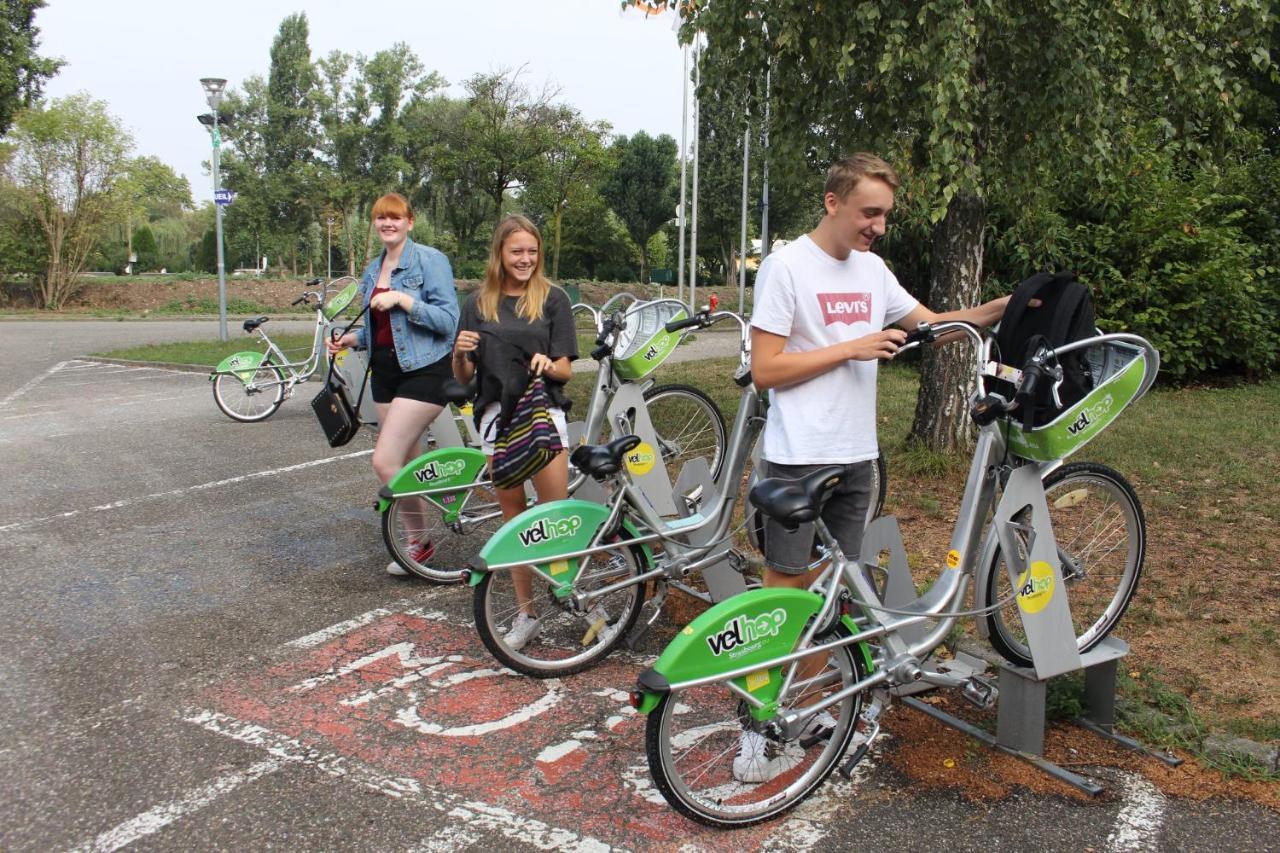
[{"x1": 818, "y1": 292, "x2": 872, "y2": 325}]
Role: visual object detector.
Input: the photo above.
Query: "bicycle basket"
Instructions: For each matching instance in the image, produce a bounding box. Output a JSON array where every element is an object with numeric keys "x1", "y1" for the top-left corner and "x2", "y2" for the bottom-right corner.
[
  {"x1": 322, "y1": 278, "x2": 360, "y2": 320},
  {"x1": 611, "y1": 300, "x2": 689, "y2": 381},
  {"x1": 1003, "y1": 337, "x2": 1155, "y2": 462}
]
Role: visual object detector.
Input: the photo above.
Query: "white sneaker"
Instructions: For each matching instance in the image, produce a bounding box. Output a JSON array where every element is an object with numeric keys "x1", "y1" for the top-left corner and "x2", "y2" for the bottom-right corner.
[
  {"x1": 386, "y1": 560, "x2": 409, "y2": 576},
  {"x1": 504, "y1": 612, "x2": 542, "y2": 651},
  {"x1": 733, "y1": 729, "x2": 780, "y2": 783}
]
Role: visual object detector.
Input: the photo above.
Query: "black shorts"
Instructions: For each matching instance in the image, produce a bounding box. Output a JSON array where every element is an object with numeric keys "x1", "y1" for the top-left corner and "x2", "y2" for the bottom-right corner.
[
  {"x1": 368, "y1": 349, "x2": 453, "y2": 405},
  {"x1": 760, "y1": 460, "x2": 873, "y2": 575}
]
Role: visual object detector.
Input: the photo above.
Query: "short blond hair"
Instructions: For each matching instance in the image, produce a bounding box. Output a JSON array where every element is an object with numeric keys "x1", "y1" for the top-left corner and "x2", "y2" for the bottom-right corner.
[{"x1": 824, "y1": 153, "x2": 899, "y2": 201}]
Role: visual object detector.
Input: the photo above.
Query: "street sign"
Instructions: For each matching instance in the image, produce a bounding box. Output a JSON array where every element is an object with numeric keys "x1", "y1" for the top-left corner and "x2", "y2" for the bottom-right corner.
[{"x1": 214, "y1": 189, "x2": 236, "y2": 206}]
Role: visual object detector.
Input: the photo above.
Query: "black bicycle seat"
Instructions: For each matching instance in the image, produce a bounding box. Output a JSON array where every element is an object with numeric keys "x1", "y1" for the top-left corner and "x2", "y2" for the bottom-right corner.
[
  {"x1": 570, "y1": 435, "x2": 643, "y2": 480},
  {"x1": 242, "y1": 317, "x2": 269, "y2": 332},
  {"x1": 748, "y1": 465, "x2": 846, "y2": 530},
  {"x1": 442, "y1": 378, "x2": 476, "y2": 406}
]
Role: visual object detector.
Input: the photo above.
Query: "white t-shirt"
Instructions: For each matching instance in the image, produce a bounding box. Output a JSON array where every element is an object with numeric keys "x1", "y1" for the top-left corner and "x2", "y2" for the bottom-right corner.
[{"x1": 751, "y1": 235, "x2": 918, "y2": 465}]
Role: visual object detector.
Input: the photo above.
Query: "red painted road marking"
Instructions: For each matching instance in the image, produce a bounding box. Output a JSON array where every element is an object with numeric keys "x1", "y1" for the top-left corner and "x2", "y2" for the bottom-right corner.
[{"x1": 198, "y1": 610, "x2": 800, "y2": 850}]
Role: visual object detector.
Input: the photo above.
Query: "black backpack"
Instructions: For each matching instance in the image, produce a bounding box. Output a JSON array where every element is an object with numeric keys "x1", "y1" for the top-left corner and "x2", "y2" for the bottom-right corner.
[{"x1": 989, "y1": 271, "x2": 1096, "y2": 427}]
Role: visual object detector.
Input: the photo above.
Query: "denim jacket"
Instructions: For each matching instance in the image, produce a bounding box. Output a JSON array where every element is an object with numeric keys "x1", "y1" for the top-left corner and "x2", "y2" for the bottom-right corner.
[{"x1": 355, "y1": 238, "x2": 459, "y2": 370}]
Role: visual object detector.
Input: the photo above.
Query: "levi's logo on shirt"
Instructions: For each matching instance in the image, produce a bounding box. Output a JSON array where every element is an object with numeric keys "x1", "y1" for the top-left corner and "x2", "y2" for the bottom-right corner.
[{"x1": 817, "y1": 292, "x2": 871, "y2": 325}]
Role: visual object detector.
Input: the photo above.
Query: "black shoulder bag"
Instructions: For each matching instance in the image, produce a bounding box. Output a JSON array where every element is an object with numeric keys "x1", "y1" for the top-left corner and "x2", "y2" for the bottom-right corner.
[{"x1": 311, "y1": 303, "x2": 371, "y2": 448}]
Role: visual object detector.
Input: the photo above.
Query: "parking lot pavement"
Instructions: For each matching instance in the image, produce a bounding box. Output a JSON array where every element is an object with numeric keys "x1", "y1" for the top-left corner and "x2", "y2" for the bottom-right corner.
[{"x1": 1, "y1": 322, "x2": 1277, "y2": 851}]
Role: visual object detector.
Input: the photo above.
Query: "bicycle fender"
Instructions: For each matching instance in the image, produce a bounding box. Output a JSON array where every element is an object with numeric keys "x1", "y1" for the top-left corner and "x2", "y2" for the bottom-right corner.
[
  {"x1": 377, "y1": 447, "x2": 489, "y2": 516},
  {"x1": 470, "y1": 499, "x2": 652, "y2": 598},
  {"x1": 212, "y1": 351, "x2": 267, "y2": 384},
  {"x1": 633, "y1": 588, "x2": 825, "y2": 718}
]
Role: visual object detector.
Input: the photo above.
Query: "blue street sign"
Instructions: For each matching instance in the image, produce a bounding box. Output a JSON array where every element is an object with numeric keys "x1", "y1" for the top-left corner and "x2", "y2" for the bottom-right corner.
[{"x1": 214, "y1": 189, "x2": 235, "y2": 206}]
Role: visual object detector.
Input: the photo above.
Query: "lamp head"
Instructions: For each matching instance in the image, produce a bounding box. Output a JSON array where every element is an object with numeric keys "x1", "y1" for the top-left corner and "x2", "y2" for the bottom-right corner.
[{"x1": 200, "y1": 77, "x2": 228, "y2": 109}]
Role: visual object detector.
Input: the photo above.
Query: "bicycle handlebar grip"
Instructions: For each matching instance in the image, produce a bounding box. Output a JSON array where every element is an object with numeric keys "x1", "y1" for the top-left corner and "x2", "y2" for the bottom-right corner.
[
  {"x1": 1015, "y1": 365, "x2": 1041, "y2": 431},
  {"x1": 664, "y1": 315, "x2": 704, "y2": 334},
  {"x1": 291, "y1": 296, "x2": 307, "y2": 306},
  {"x1": 305, "y1": 277, "x2": 322, "y2": 286},
  {"x1": 902, "y1": 326, "x2": 934, "y2": 347}
]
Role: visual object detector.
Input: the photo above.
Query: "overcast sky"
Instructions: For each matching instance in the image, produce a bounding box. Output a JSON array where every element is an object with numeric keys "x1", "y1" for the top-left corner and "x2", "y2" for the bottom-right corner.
[{"x1": 36, "y1": 0, "x2": 688, "y2": 200}]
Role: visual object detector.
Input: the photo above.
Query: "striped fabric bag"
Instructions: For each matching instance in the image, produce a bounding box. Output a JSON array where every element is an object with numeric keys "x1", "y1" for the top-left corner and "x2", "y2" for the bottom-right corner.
[{"x1": 490, "y1": 376, "x2": 565, "y2": 489}]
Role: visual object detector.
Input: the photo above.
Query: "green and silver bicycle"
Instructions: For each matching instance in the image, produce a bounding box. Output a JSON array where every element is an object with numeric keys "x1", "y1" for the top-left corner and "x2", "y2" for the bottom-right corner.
[
  {"x1": 209, "y1": 276, "x2": 360, "y2": 422},
  {"x1": 630, "y1": 320, "x2": 1157, "y2": 827},
  {"x1": 377, "y1": 296, "x2": 728, "y2": 583}
]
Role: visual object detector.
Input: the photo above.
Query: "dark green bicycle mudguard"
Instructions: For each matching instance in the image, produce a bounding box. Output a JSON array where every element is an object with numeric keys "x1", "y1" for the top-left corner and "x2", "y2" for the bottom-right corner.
[
  {"x1": 466, "y1": 499, "x2": 653, "y2": 597},
  {"x1": 212, "y1": 351, "x2": 268, "y2": 385},
  {"x1": 633, "y1": 589, "x2": 874, "y2": 719},
  {"x1": 377, "y1": 447, "x2": 489, "y2": 519}
]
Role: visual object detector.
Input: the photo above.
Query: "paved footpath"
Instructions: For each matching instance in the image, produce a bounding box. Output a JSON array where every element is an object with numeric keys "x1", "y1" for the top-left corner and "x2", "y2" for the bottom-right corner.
[{"x1": 0, "y1": 320, "x2": 1276, "y2": 851}]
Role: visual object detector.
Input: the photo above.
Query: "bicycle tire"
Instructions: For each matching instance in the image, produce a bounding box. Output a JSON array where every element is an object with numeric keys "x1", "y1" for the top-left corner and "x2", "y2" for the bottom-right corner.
[
  {"x1": 212, "y1": 361, "x2": 285, "y2": 422},
  {"x1": 472, "y1": 535, "x2": 647, "y2": 678},
  {"x1": 639, "y1": 384, "x2": 728, "y2": 484},
  {"x1": 983, "y1": 461, "x2": 1146, "y2": 667},
  {"x1": 381, "y1": 483, "x2": 503, "y2": 584},
  {"x1": 645, "y1": 622, "x2": 868, "y2": 827}
]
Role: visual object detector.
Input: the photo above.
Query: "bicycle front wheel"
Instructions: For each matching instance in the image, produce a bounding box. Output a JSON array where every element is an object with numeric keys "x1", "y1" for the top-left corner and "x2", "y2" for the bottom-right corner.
[
  {"x1": 473, "y1": 537, "x2": 646, "y2": 678},
  {"x1": 382, "y1": 484, "x2": 502, "y2": 584},
  {"x1": 645, "y1": 624, "x2": 868, "y2": 828},
  {"x1": 983, "y1": 461, "x2": 1146, "y2": 667},
  {"x1": 641, "y1": 384, "x2": 727, "y2": 484},
  {"x1": 212, "y1": 362, "x2": 285, "y2": 422}
]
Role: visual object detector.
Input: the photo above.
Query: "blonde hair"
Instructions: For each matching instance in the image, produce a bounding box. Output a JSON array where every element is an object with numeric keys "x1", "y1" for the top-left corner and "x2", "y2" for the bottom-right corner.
[
  {"x1": 371, "y1": 192, "x2": 413, "y2": 221},
  {"x1": 824, "y1": 153, "x2": 900, "y2": 201},
  {"x1": 477, "y1": 215, "x2": 552, "y2": 322}
]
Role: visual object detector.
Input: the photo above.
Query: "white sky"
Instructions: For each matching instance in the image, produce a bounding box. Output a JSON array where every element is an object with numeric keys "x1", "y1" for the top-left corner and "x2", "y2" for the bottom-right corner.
[{"x1": 35, "y1": 0, "x2": 688, "y2": 201}]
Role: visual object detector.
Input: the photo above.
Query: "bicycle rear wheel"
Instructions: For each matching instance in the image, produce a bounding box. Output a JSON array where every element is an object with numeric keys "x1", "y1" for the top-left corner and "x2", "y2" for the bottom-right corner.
[
  {"x1": 640, "y1": 384, "x2": 727, "y2": 484},
  {"x1": 645, "y1": 623, "x2": 868, "y2": 828},
  {"x1": 983, "y1": 461, "x2": 1146, "y2": 667},
  {"x1": 212, "y1": 362, "x2": 285, "y2": 422},
  {"x1": 473, "y1": 537, "x2": 646, "y2": 677},
  {"x1": 382, "y1": 484, "x2": 502, "y2": 584}
]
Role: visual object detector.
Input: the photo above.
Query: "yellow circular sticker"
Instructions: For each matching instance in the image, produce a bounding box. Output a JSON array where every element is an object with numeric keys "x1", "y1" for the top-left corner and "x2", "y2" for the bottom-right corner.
[
  {"x1": 945, "y1": 550, "x2": 961, "y2": 569},
  {"x1": 1016, "y1": 561, "x2": 1056, "y2": 614},
  {"x1": 624, "y1": 442, "x2": 657, "y2": 476},
  {"x1": 332, "y1": 350, "x2": 348, "y2": 368}
]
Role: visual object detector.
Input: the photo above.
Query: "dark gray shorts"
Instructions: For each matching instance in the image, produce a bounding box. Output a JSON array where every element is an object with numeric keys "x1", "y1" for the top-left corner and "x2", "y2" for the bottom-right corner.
[{"x1": 760, "y1": 460, "x2": 873, "y2": 575}]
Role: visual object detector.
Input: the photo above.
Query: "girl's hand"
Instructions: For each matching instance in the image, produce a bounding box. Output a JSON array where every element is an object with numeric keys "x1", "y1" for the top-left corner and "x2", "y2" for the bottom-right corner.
[
  {"x1": 453, "y1": 330, "x2": 480, "y2": 358},
  {"x1": 326, "y1": 332, "x2": 357, "y2": 355},
  {"x1": 529, "y1": 353, "x2": 554, "y2": 377},
  {"x1": 370, "y1": 290, "x2": 408, "y2": 312}
]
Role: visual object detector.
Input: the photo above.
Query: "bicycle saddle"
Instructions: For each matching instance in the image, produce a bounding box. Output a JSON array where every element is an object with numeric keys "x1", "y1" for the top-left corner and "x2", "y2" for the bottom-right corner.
[
  {"x1": 748, "y1": 465, "x2": 846, "y2": 530},
  {"x1": 242, "y1": 317, "x2": 269, "y2": 332},
  {"x1": 570, "y1": 435, "x2": 643, "y2": 481},
  {"x1": 442, "y1": 378, "x2": 476, "y2": 406}
]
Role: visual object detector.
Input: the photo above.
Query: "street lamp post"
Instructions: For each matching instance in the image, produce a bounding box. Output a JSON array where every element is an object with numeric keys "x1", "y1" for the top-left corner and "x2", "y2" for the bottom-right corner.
[
  {"x1": 199, "y1": 77, "x2": 229, "y2": 342},
  {"x1": 326, "y1": 215, "x2": 335, "y2": 282}
]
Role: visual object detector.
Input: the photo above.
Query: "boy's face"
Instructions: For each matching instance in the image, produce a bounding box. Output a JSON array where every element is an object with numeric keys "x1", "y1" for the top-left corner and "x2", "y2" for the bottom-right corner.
[{"x1": 825, "y1": 177, "x2": 894, "y2": 252}]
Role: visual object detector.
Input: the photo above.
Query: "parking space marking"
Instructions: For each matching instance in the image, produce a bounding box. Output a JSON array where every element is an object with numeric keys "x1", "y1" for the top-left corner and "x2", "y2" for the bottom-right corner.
[
  {"x1": 0, "y1": 360, "x2": 70, "y2": 408},
  {"x1": 0, "y1": 449, "x2": 372, "y2": 533},
  {"x1": 1106, "y1": 770, "x2": 1168, "y2": 852},
  {"x1": 66, "y1": 758, "x2": 283, "y2": 853}
]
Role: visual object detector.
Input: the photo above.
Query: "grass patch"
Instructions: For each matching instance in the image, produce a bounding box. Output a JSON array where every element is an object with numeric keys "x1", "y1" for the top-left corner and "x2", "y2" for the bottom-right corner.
[
  {"x1": 97, "y1": 333, "x2": 319, "y2": 367},
  {"x1": 151, "y1": 296, "x2": 278, "y2": 316}
]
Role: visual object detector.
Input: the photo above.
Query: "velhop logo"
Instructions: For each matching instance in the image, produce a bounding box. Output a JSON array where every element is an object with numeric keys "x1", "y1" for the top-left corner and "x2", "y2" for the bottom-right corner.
[
  {"x1": 413, "y1": 458, "x2": 467, "y2": 483},
  {"x1": 624, "y1": 442, "x2": 657, "y2": 476},
  {"x1": 517, "y1": 515, "x2": 583, "y2": 547},
  {"x1": 706, "y1": 608, "x2": 788, "y2": 656}
]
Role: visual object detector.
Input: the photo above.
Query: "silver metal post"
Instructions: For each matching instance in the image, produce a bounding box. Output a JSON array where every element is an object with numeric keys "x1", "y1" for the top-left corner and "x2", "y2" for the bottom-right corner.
[
  {"x1": 212, "y1": 115, "x2": 227, "y2": 342},
  {"x1": 689, "y1": 38, "x2": 701, "y2": 311},
  {"x1": 760, "y1": 68, "x2": 770, "y2": 266},
  {"x1": 677, "y1": 43, "x2": 689, "y2": 304},
  {"x1": 737, "y1": 120, "x2": 750, "y2": 314}
]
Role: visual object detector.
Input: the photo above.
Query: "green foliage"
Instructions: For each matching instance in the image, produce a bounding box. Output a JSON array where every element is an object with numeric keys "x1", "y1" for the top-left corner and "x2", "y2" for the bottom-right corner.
[
  {"x1": 601, "y1": 131, "x2": 679, "y2": 283},
  {"x1": 131, "y1": 224, "x2": 158, "y2": 271},
  {"x1": 0, "y1": 0, "x2": 63, "y2": 134}
]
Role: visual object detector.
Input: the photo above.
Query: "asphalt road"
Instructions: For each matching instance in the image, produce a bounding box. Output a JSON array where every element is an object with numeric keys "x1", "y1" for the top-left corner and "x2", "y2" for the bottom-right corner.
[{"x1": 0, "y1": 320, "x2": 1276, "y2": 852}]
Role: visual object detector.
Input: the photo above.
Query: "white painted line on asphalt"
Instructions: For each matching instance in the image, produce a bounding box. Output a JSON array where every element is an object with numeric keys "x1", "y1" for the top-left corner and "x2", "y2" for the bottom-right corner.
[
  {"x1": 0, "y1": 449, "x2": 373, "y2": 533},
  {"x1": 1106, "y1": 770, "x2": 1168, "y2": 852},
  {"x1": 281, "y1": 590, "x2": 453, "y2": 649},
  {"x1": 65, "y1": 758, "x2": 283, "y2": 853},
  {"x1": 182, "y1": 708, "x2": 613, "y2": 852},
  {"x1": 0, "y1": 360, "x2": 70, "y2": 409}
]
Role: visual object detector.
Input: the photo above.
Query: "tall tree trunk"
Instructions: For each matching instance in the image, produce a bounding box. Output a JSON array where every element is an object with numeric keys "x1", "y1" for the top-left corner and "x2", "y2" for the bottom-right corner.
[
  {"x1": 908, "y1": 190, "x2": 985, "y2": 453},
  {"x1": 551, "y1": 207, "x2": 563, "y2": 279},
  {"x1": 639, "y1": 246, "x2": 650, "y2": 285}
]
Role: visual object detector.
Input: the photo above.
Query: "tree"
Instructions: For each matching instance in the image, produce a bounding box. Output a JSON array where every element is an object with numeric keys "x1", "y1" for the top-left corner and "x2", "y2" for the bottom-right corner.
[
  {"x1": 463, "y1": 68, "x2": 560, "y2": 219},
  {"x1": 674, "y1": 0, "x2": 1272, "y2": 451},
  {"x1": 601, "y1": 131, "x2": 679, "y2": 283},
  {"x1": 263, "y1": 13, "x2": 320, "y2": 272},
  {"x1": 0, "y1": 1, "x2": 63, "y2": 135},
  {"x1": 8, "y1": 94, "x2": 132, "y2": 308}
]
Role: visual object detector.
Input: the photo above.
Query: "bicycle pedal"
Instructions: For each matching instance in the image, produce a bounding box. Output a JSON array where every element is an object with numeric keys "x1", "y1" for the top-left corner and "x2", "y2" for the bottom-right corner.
[
  {"x1": 961, "y1": 675, "x2": 998, "y2": 710},
  {"x1": 580, "y1": 618, "x2": 607, "y2": 646}
]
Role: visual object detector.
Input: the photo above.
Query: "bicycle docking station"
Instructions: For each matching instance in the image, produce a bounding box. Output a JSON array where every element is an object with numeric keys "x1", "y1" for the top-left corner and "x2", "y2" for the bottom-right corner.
[{"x1": 865, "y1": 465, "x2": 1180, "y2": 796}]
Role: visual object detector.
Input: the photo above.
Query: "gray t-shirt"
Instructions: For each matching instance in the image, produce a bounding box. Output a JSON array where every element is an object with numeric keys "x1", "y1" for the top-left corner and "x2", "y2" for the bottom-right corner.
[{"x1": 459, "y1": 286, "x2": 579, "y2": 422}]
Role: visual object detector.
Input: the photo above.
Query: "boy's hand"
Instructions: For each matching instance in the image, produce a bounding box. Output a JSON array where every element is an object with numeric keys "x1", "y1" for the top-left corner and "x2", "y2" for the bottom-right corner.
[{"x1": 846, "y1": 329, "x2": 908, "y2": 361}]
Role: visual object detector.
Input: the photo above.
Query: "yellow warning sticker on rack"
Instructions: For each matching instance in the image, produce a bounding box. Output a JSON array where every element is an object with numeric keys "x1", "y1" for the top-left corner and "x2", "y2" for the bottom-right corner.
[{"x1": 945, "y1": 549, "x2": 961, "y2": 569}]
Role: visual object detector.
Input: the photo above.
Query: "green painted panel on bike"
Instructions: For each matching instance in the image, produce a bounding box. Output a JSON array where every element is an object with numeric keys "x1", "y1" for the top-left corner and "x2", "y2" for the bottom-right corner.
[
  {"x1": 651, "y1": 588, "x2": 825, "y2": 720},
  {"x1": 612, "y1": 304, "x2": 688, "y2": 381},
  {"x1": 381, "y1": 447, "x2": 489, "y2": 519},
  {"x1": 474, "y1": 499, "x2": 652, "y2": 598},
  {"x1": 213, "y1": 350, "x2": 267, "y2": 385},
  {"x1": 1005, "y1": 351, "x2": 1147, "y2": 462},
  {"x1": 322, "y1": 279, "x2": 360, "y2": 319}
]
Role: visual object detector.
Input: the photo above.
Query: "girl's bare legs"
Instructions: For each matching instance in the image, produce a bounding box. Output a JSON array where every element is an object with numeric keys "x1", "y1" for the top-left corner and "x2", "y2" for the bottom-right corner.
[
  {"x1": 492, "y1": 451, "x2": 569, "y2": 615},
  {"x1": 375, "y1": 398, "x2": 445, "y2": 541}
]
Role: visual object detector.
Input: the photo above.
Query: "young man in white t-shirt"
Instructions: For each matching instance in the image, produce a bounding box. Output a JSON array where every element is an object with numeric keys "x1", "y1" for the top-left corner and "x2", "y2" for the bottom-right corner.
[{"x1": 735, "y1": 153, "x2": 1011, "y2": 783}]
